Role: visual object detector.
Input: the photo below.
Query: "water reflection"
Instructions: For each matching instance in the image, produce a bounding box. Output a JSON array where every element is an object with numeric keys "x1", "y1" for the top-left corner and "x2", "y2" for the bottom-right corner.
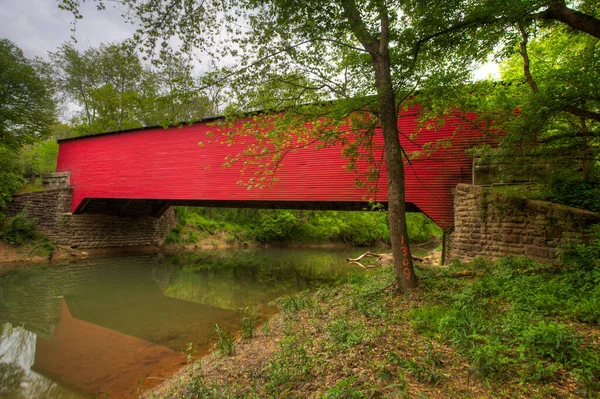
[
  {"x1": 0, "y1": 323, "x2": 85, "y2": 399},
  {"x1": 0, "y1": 247, "x2": 368, "y2": 398},
  {"x1": 163, "y1": 248, "x2": 357, "y2": 309}
]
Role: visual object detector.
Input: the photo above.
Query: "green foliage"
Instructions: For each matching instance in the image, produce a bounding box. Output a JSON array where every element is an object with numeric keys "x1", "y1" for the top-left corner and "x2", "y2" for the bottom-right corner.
[
  {"x1": 237, "y1": 306, "x2": 259, "y2": 342},
  {"x1": 543, "y1": 174, "x2": 600, "y2": 213},
  {"x1": 50, "y1": 42, "x2": 217, "y2": 135},
  {"x1": 389, "y1": 349, "x2": 447, "y2": 386},
  {"x1": 168, "y1": 206, "x2": 440, "y2": 247},
  {"x1": 276, "y1": 292, "x2": 315, "y2": 317},
  {"x1": 323, "y1": 376, "x2": 366, "y2": 399},
  {"x1": 349, "y1": 267, "x2": 393, "y2": 319},
  {"x1": 438, "y1": 25, "x2": 600, "y2": 191},
  {"x1": 0, "y1": 39, "x2": 56, "y2": 150},
  {"x1": 325, "y1": 318, "x2": 367, "y2": 348},
  {"x1": 264, "y1": 335, "x2": 314, "y2": 395},
  {"x1": 0, "y1": 39, "x2": 54, "y2": 209},
  {"x1": 413, "y1": 256, "x2": 600, "y2": 390},
  {"x1": 1, "y1": 212, "x2": 37, "y2": 245},
  {"x1": 212, "y1": 324, "x2": 235, "y2": 356},
  {"x1": 31, "y1": 236, "x2": 59, "y2": 259},
  {"x1": 253, "y1": 211, "x2": 297, "y2": 243},
  {"x1": 406, "y1": 213, "x2": 442, "y2": 243},
  {"x1": 19, "y1": 140, "x2": 59, "y2": 179},
  {"x1": 557, "y1": 226, "x2": 600, "y2": 272},
  {"x1": 0, "y1": 148, "x2": 25, "y2": 209}
]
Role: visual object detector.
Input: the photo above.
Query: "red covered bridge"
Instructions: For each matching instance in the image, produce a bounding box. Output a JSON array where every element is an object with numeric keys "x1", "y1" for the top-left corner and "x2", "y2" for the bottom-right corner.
[{"x1": 56, "y1": 106, "x2": 490, "y2": 231}]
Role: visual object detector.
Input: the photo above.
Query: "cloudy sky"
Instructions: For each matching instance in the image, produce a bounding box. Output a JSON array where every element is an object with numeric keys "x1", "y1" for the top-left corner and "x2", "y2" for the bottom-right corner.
[
  {"x1": 0, "y1": 0, "x2": 136, "y2": 59},
  {"x1": 0, "y1": 0, "x2": 500, "y2": 79}
]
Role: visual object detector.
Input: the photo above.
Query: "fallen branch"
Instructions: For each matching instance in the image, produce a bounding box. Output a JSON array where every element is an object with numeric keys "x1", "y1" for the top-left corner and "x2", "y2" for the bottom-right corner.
[
  {"x1": 347, "y1": 251, "x2": 425, "y2": 263},
  {"x1": 347, "y1": 261, "x2": 380, "y2": 269},
  {"x1": 346, "y1": 252, "x2": 383, "y2": 262}
]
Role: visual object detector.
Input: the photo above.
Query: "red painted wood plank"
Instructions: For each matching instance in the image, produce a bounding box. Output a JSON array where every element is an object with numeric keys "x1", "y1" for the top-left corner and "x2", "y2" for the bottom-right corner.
[{"x1": 56, "y1": 106, "x2": 492, "y2": 230}]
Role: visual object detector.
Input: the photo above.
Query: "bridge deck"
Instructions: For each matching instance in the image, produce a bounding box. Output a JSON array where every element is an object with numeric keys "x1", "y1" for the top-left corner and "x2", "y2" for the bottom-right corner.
[{"x1": 56, "y1": 107, "x2": 489, "y2": 230}]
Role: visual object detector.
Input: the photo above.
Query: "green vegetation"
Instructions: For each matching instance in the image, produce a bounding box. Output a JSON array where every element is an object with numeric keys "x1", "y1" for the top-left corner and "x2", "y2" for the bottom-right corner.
[
  {"x1": 165, "y1": 206, "x2": 441, "y2": 247},
  {"x1": 543, "y1": 173, "x2": 600, "y2": 214},
  {"x1": 212, "y1": 324, "x2": 235, "y2": 356},
  {"x1": 238, "y1": 306, "x2": 260, "y2": 342},
  {"x1": 49, "y1": 41, "x2": 218, "y2": 135},
  {"x1": 1, "y1": 213, "x2": 37, "y2": 245},
  {"x1": 161, "y1": 234, "x2": 600, "y2": 399},
  {"x1": 0, "y1": 212, "x2": 58, "y2": 258},
  {"x1": 0, "y1": 39, "x2": 56, "y2": 211}
]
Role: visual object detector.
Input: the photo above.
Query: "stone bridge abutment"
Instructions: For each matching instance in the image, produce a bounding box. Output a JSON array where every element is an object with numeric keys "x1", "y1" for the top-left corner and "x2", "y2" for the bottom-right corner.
[{"x1": 4, "y1": 173, "x2": 177, "y2": 249}]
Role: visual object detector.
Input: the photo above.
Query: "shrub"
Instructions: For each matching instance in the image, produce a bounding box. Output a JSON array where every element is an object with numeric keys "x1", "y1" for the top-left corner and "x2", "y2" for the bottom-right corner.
[
  {"x1": 543, "y1": 174, "x2": 600, "y2": 213},
  {"x1": 253, "y1": 211, "x2": 297, "y2": 243},
  {"x1": 2, "y1": 212, "x2": 37, "y2": 244},
  {"x1": 406, "y1": 213, "x2": 442, "y2": 243},
  {"x1": 557, "y1": 226, "x2": 600, "y2": 271}
]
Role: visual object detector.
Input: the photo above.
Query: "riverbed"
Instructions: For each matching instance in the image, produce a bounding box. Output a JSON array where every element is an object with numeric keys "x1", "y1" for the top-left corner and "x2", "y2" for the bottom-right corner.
[{"x1": 0, "y1": 246, "x2": 431, "y2": 398}]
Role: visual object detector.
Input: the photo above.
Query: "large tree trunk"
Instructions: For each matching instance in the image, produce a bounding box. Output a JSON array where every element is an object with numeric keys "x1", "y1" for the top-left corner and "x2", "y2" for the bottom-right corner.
[
  {"x1": 340, "y1": 0, "x2": 417, "y2": 290},
  {"x1": 372, "y1": 52, "x2": 418, "y2": 291}
]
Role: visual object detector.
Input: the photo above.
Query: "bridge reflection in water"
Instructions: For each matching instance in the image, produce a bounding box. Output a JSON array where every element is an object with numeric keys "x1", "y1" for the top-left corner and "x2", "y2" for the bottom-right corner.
[{"x1": 0, "y1": 248, "x2": 365, "y2": 398}]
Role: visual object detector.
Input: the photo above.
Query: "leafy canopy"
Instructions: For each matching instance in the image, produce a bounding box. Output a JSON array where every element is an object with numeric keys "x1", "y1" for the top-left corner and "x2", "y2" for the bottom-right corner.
[{"x1": 0, "y1": 39, "x2": 56, "y2": 149}]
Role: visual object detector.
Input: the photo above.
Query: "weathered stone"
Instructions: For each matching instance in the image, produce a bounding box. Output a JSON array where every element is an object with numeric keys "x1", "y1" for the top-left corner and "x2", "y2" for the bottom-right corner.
[
  {"x1": 5, "y1": 189, "x2": 177, "y2": 249},
  {"x1": 447, "y1": 184, "x2": 600, "y2": 264}
]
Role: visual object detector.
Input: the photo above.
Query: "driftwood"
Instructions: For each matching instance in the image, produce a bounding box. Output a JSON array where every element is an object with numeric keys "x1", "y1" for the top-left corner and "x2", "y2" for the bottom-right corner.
[
  {"x1": 347, "y1": 252, "x2": 425, "y2": 269},
  {"x1": 347, "y1": 261, "x2": 380, "y2": 269},
  {"x1": 346, "y1": 252, "x2": 383, "y2": 262},
  {"x1": 347, "y1": 251, "x2": 424, "y2": 263}
]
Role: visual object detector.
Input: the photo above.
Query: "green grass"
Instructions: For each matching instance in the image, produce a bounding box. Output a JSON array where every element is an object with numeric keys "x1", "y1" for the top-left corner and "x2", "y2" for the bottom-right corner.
[{"x1": 413, "y1": 255, "x2": 600, "y2": 394}]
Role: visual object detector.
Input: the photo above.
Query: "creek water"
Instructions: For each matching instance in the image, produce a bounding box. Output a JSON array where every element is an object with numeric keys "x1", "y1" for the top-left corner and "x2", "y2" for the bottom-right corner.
[{"x1": 0, "y1": 246, "x2": 431, "y2": 398}]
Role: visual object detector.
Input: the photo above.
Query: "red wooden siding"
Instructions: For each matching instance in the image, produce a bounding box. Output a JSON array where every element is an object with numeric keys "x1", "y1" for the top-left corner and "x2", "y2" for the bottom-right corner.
[{"x1": 56, "y1": 106, "x2": 490, "y2": 230}]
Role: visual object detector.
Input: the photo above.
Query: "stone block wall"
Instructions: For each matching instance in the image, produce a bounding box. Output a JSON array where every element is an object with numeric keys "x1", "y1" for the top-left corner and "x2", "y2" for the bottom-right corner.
[
  {"x1": 448, "y1": 184, "x2": 600, "y2": 263},
  {"x1": 4, "y1": 189, "x2": 177, "y2": 249}
]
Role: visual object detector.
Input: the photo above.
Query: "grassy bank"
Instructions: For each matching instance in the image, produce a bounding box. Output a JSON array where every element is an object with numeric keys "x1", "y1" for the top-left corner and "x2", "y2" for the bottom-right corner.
[
  {"x1": 148, "y1": 245, "x2": 600, "y2": 398},
  {"x1": 165, "y1": 207, "x2": 441, "y2": 248}
]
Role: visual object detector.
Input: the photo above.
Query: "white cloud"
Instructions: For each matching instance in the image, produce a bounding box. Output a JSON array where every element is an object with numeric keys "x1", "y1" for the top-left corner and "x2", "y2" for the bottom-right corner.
[{"x1": 0, "y1": 0, "x2": 136, "y2": 58}]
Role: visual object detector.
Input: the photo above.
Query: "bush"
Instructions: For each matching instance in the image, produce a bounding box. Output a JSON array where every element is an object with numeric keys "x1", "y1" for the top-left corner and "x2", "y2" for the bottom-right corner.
[
  {"x1": 2, "y1": 212, "x2": 37, "y2": 244},
  {"x1": 406, "y1": 213, "x2": 442, "y2": 243},
  {"x1": 557, "y1": 226, "x2": 600, "y2": 272},
  {"x1": 253, "y1": 211, "x2": 298, "y2": 243},
  {"x1": 543, "y1": 174, "x2": 600, "y2": 213}
]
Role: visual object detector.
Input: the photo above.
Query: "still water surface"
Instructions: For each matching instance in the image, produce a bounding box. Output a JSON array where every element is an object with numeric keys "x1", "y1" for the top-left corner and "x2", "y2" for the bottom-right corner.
[{"x1": 0, "y1": 247, "x2": 423, "y2": 399}]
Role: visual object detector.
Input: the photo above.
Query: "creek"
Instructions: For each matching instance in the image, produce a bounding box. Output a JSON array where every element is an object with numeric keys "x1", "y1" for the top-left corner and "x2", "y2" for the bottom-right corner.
[{"x1": 0, "y1": 246, "x2": 431, "y2": 398}]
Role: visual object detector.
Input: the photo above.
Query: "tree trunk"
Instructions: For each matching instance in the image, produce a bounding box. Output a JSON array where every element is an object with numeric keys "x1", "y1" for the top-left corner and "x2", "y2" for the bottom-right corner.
[
  {"x1": 371, "y1": 52, "x2": 418, "y2": 291},
  {"x1": 339, "y1": 0, "x2": 417, "y2": 290}
]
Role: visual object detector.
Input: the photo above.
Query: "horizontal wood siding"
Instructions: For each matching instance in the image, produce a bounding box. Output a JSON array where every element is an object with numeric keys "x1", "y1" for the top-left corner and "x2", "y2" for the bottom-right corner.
[{"x1": 56, "y1": 106, "x2": 491, "y2": 230}]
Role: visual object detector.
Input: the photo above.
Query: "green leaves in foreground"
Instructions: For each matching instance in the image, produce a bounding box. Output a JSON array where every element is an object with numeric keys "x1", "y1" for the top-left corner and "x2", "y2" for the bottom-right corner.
[{"x1": 413, "y1": 256, "x2": 600, "y2": 395}]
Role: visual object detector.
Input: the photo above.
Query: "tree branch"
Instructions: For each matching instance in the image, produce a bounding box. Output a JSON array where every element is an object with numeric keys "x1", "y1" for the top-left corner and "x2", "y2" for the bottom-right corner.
[
  {"x1": 537, "y1": 130, "x2": 600, "y2": 144},
  {"x1": 339, "y1": 0, "x2": 379, "y2": 54},
  {"x1": 536, "y1": 2, "x2": 600, "y2": 39},
  {"x1": 564, "y1": 106, "x2": 600, "y2": 123},
  {"x1": 517, "y1": 22, "x2": 540, "y2": 94}
]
